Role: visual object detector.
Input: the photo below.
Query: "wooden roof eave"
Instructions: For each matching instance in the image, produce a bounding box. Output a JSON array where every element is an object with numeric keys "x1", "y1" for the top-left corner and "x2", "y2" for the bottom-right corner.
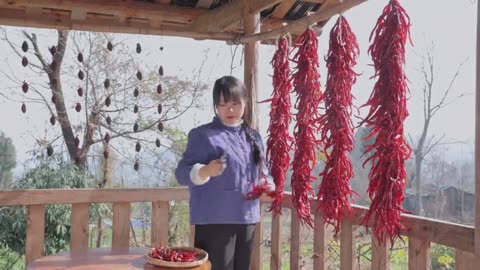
[{"x1": 0, "y1": 0, "x2": 367, "y2": 43}]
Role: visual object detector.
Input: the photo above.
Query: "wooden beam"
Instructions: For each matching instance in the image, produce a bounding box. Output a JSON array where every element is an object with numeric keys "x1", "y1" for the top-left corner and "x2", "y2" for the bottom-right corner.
[
  {"x1": 314, "y1": 0, "x2": 339, "y2": 29},
  {"x1": 250, "y1": 0, "x2": 284, "y2": 14},
  {"x1": 0, "y1": 187, "x2": 190, "y2": 206},
  {"x1": 0, "y1": 0, "x2": 203, "y2": 24},
  {"x1": 304, "y1": 0, "x2": 328, "y2": 3},
  {"x1": 192, "y1": 0, "x2": 282, "y2": 32},
  {"x1": 0, "y1": 8, "x2": 235, "y2": 41},
  {"x1": 278, "y1": 193, "x2": 476, "y2": 253},
  {"x1": 235, "y1": 0, "x2": 367, "y2": 44},
  {"x1": 196, "y1": 0, "x2": 215, "y2": 8},
  {"x1": 271, "y1": 0, "x2": 295, "y2": 19}
]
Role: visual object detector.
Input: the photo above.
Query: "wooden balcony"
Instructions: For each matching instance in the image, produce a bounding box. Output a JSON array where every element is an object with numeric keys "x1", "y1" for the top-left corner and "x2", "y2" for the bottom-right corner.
[{"x1": 0, "y1": 187, "x2": 475, "y2": 270}]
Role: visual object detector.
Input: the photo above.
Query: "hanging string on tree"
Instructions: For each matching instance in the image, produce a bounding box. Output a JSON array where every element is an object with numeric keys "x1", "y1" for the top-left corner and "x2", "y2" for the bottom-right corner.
[
  {"x1": 290, "y1": 27, "x2": 323, "y2": 227},
  {"x1": 317, "y1": 15, "x2": 359, "y2": 235},
  {"x1": 264, "y1": 36, "x2": 293, "y2": 214},
  {"x1": 360, "y1": 0, "x2": 412, "y2": 245}
]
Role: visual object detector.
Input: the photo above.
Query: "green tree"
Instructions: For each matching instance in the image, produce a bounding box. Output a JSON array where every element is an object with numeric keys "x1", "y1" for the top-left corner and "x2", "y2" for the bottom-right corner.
[
  {"x1": 0, "y1": 132, "x2": 16, "y2": 189},
  {"x1": 0, "y1": 152, "x2": 93, "y2": 269}
]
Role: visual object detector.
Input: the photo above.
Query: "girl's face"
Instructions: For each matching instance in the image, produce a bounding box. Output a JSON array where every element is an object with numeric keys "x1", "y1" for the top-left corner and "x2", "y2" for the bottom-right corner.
[{"x1": 216, "y1": 94, "x2": 246, "y2": 125}]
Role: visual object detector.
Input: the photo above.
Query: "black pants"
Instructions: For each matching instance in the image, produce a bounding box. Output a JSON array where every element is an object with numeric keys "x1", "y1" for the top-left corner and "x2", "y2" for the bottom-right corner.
[{"x1": 194, "y1": 224, "x2": 256, "y2": 270}]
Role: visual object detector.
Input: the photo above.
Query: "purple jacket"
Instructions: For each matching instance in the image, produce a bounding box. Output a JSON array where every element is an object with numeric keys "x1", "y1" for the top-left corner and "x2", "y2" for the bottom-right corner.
[{"x1": 175, "y1": 117, "x2": 263, "y2": 225}]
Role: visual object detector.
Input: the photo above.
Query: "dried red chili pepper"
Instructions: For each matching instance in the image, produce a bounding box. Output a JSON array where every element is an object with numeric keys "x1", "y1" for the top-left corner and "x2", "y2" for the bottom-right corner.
[
  {"x1": 244, "y1": 180, "x2": 276, "y2": 200},
  {"x1": 148, "y1": 244, "x2": 198, "y2": 263},
  {"x1": 359, "y1": 0, "x2": 412, "y2": 245},
  {"x1": 290, "y1": 28, "x2": 323, "y2": 228},
  {"x1": 264, "y1": 36, "x2": 293, "y2": 215},
  {"x1": 317, "y1": 15, "x2": 359, "y2": 235}
]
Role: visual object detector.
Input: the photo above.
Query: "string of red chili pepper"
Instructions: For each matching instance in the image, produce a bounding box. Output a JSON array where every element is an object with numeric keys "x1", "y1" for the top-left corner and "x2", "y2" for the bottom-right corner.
[
  {"x1": 290, "y1": 28, "x2": 323, "y2": 227},
  {"x1": 360, "y1": 0, "x2": 412, "y2": 245},
  {"x1": 316, "y1": 15, "x2": 359, "y2": 235},
  {"x1": 244, "y1": 37, "x2": 292, "y2": 203},
  {"x1": 263, "y1": 36, "x2": 294, "y2": 214}
]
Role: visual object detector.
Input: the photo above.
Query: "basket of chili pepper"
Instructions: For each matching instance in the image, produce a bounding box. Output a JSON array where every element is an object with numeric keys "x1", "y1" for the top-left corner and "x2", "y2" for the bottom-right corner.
[{"x1": 145, "y1": 245, "x2": 208, "y2": 268}]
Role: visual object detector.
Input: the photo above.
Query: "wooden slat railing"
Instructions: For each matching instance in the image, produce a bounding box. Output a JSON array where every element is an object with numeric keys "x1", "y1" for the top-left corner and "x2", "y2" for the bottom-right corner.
[{"x1": 0, "y1": 187, "x2": 474, "y2": 269}]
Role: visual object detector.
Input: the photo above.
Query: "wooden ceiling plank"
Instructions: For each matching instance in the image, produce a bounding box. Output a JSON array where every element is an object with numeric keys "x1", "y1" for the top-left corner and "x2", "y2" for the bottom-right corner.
[
  {"x1": 313, "y1": 0, "x2": 339, "y2": 29},
  {"x1": 196, "y1": 0, "x2": 215, "y2": 8},
  {"x1": 0, "y1": 7, "x2": 234, "y2": 41},
  {"x1": 71, "y1": 10, "x2": 87, "y2": 21},
  {"x1": 192, "y1": 0, "x2": 242, "y2": 32},
  {"x1": 192, "y1": 0, "x2": 283, "y2": 32},
  {"x1": 0, "y1": 0, "x2": 204, "y2": 24},
  {"x1": 271, "y1": 0, "x2": 296, "y2": 19},
  {"x1": 153, "y1": 0, "x2": 172, "y2": 4},
  {"x1": 249, "y1": 0, "x2": 283, "y2": 14},
  {"x1": 236, "y1": 0, "x2": 367, "y2": 44},
  {"x1": 303, "y1": 0, "x2": 327, "y2": 3}
]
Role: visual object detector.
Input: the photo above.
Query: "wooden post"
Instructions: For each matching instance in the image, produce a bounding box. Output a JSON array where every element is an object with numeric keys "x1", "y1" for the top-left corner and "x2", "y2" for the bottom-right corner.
[
  {"x1": 313, "y1": 214, "x2": 327, "y2": 270},
  {"x1": 408, "y1": 238, "x2": 431, "y2": 270},
  {"x1": 290, "y1": 211, "x2": 301, "y2": 270},
  {"x1": 26, "y1": 205, "x2": 45, "y2": 267},
  {"x1": 270, "y1": 213, "x2": 282, "y2": 270},
  {"x1": 371, "y1": 237, "x2": 390, "y2": 270},
  {"x1": 112, "y1": 202, "x2": 131, "y2": 248},
  {"x1": 243, "y1": 0, "x2": 261, "y2": 269},
  {"x1": 340, "y1": 219, "x2": 355, "y2": 270},
  {"x1": 71, "y1": 203, "x2": 90, "y2": 251},
  {"x1": 151, "y1": 201, "x2": 169, "y2": 246},
  {"x1": 476, "y1": 0, "x2": 480, "y2": 265},
  {"x1": 243, "y1": 0, "x2": 260, "y2": 128}
]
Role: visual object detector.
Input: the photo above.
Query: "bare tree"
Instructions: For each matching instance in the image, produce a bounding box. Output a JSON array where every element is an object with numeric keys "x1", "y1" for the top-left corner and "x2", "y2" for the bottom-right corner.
[
  {"x1": 408, "y1": 43, "x2": 467, "y2": 215},
  {"x1": 0, "y1": 28, "x2": 208, "y2": 172}
]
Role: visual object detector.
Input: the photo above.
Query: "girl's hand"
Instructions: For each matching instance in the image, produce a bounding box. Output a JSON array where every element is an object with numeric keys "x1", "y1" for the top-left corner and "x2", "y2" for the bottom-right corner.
[{"x1": 200, "y1": 158, "x2": 226, "y2": 178}]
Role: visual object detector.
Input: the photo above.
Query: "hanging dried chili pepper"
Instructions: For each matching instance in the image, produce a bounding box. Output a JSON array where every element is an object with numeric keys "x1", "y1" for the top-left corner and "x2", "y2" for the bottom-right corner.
[
  {"x1": 317, "y1": 15, "x2": 359, "y2": 235},
  {"x1": 290, "y1": 28, "x2": 323, "y2": 227},
  {"x1": 360, "y1": 0, "x2": 412, "y2": 245},
  {"x1": 264, "y1": 36, "x2": 293, "y2": 215}
]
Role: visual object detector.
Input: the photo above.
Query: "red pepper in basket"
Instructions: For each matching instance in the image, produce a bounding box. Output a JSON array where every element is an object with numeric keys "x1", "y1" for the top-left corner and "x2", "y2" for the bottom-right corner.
[
  {"x1": 290, "y1": 28, "x2": 323, "y2": 228},
  {"x1": 149, "y1": 245, "x2": 197, "y2": 262},
  {"x1": 360, "y1": 0, "x2": 412, "y2": 245},
  {"x1": 317, "y1": 15, "x2": 359, "y2": 235}
]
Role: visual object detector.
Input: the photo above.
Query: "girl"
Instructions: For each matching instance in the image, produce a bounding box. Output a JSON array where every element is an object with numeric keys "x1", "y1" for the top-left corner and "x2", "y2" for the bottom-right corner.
[{"x1": 175, "y1": 76, "x2": 274, "y2": 270}]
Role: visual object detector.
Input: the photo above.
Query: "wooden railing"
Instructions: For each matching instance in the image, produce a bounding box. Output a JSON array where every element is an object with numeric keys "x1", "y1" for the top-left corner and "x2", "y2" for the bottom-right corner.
[{"x1": 0, "y1": 187, "x2": 475, "y2": 269}]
